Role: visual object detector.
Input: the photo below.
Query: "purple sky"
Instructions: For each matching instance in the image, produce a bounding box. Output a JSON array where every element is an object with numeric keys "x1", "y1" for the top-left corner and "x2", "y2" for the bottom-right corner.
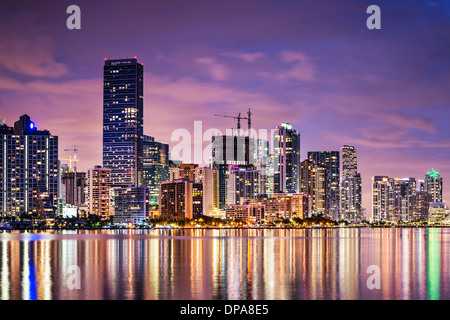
[{"x1": 0, "y1": 0, "x2": 449, "y2": 218}]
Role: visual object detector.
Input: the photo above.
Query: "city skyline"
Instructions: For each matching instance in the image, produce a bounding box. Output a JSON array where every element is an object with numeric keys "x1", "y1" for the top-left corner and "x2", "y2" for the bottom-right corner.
[{"x1": 0, "y1": 1, "x2": 450, "y2": 217}]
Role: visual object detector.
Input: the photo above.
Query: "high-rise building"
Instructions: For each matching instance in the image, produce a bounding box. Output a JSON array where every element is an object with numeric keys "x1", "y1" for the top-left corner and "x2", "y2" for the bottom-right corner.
[
  {"x1": 340, "y1": 173, "x2": 362, "y2": 223},
  {"x1": 226, "y1": 166, "x2": 260, "y2": 205},
  {"x1": 300, "y1": 159, "x2": 327, "y2": 216},
  {"x1": 61, "y1": 171, "x2": 86, "y2": 207},
  {"x1": 211, "y1": 133, "x2": 256, "y2": 209},
  {"x1": 0, "y1": 115, "x2": 59, "y2": 218},
  {"x1": 103, "y1": 58, "x2": 144, "y2": 189},
  {"x1": 273, "y1": 122, "x2": 301, "y2": 193},
  {"x1": 159, "y1": 179, "x2": 203, "y2": 219},
  {"x1": 308, "y1": 151, "x2": 340, "y2": 220},
  {"x1": 372, "y1": 176, "x2": 417, "y2": 222},
  {"x1": 392, "y1": 177, "x2": 416, "y2": 222},
  {"x1": 372, "y1": 176, "x2": 395, "y2": 222},
  {"x1": 114, "y1": 186, "x2": 149, "y2": 225},
  {"x1": 424, "y1": 169, "x2": 443, "y2": 203},
  {"x1": 142, "y1": 135, "x2": 169, "y2": 206},
  {"x1": 339, "y1": 145, "x2": 362, "y2": 223},
  {"x1": 169, "y1": 165, "x2": 219, "y2": 216},
  {"x1": 87, "y1": 166, "x2": 112, "y2": 221},
  {"x1": 340, "y1": 145, "x2": 357, "y2": 178}
]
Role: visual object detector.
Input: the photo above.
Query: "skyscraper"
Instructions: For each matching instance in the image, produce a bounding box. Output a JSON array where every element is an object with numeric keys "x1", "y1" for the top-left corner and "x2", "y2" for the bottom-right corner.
[
  {"x1": 273, "y1": 122, "x2": 301, "y2": 193},
  {"x1": 143, "y1": 135, "x2": 169, "y2": 205},
  {"x1": 424, "y1": 169, "x2": 443, "y2": 203},
  {"x1": 87, "y1": 166, "x2": 112, "y2": 220},
  {"x1": 0, "y1": 115, "x2": 59, "y2": 218},
  {"x1": 300, "y1": 159, "x2": 327, "y2": 216},
  {"x1": 159, "y1": 179, "x2": 203, "y2": 219},
  {"x1": 372, "y1": 176, "x2": 395, "y2": 222},
  {"x1": 211, "y1": 133, "x2": 256, "y2": 209},
  {"x1": 226, "y1": 166, "x2": 260, "y2": 205},
  {"x1": 103, "y1": 58, "x2": 144, "y2": 188},
  {"x1": 340, "y1": 145, "x2": 357, "y2": 178},
  {"x1": 308, "y1": 150, "x2": 340, "y2": 220},
  {"x1": 339, "y1": 145, "x2": 362, "y2": 223}
]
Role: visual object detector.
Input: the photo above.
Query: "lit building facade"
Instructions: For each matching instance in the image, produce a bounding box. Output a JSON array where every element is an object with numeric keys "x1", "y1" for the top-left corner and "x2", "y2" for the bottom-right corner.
[
  {"x1": 300, "y1": 159, "x2": 327, "y2": 216},
  {"x1": 87, "y1": 166, "x2": 112, "y2": 220},
  {"x1": 0, "y1": 115, "x2": 58, "y2": 218},
  {"x1": 159, "y1": 179, "x2": 203, "y2": 219},
  {"x1": 114, "y1": 186, "x2": 149, "y2": 225},
  {"x1": 308, "y1": 150, "x2": 340, "y2": 220},
  {"x1": 225, "y1": 203, "x2": 265, "y2": 224},
  {"x1": 339, "y1": 145, "x2": 362, "y2": 223},
  {"x1": 424, "y1": 169, "x2": 443, "y2": 203},
  {"x1": 226, "y1": 166, "x2": 260, "y2": 205},
  {"x1": 103, "y1": 58, "x2": 144, "y2": 188},
  {"x1": 244, "y1": 193, "x2": 310, "y2": 221},
  {"x1": 143, "y1": 135, "x2": 169, "y2": 206},
  {"x1": 273, "y1": 123, "x2": 300, "y2": 194}
]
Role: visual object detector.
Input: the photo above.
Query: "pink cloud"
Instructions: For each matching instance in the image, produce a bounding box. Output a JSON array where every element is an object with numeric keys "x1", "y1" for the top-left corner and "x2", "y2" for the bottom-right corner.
[
  {"x1": 196, "y1": 57, "x2": 229, "y2": 81},
  {"x1": 0, "y1": 12, "x2": 68, "y2": 78}
]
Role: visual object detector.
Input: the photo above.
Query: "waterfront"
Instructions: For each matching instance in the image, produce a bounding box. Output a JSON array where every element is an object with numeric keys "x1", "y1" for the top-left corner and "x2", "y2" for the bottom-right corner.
[{"x1": 0, "y1": 227, "x2": 449, "y2": 300}]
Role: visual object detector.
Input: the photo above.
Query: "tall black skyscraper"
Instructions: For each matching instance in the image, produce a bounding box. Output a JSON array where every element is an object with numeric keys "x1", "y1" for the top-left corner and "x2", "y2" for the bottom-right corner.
[
  {"x1": 308, "y1": 150, "x2": 340, "y2": 220},
  {"x1": 103, "y1": 58, "x2": 144, "y2": 188}
]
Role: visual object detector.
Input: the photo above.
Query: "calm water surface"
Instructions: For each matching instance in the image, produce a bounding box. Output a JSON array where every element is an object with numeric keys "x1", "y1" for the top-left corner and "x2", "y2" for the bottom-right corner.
[{"x1": 0, "y1": 228, "x2": 449, "y2": 300}]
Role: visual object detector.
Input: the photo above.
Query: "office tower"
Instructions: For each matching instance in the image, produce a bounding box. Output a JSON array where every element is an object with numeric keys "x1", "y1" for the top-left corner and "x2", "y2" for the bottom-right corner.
[
  {"x1": 411, "y1": 191, "x2": 432, "y2": 221},
  {"x1": 226, "y1": 166, "x2": 260, "y2": 205},
  {"x1": 192, "y1": 167, "x2": 219, "y2": 217},
  {"x1": 170, "y1": 165, "x2": 219, "y2": 216},
  {"x1": 424, "y1": 169, "x2": 443, "y2": 203},
  {"x1": 300, "y1": 159, "x2": 327, "y2": 216},
  {"x1": 372, "y1": 176, "x2": 395, "y2": 222},
  {"x1": 114, "y1": 186, "x2": 149, "y2": 225},
  {"x1": 103, "y1": 58, "x2": 144, "y2": 188},
  {"x1": 340, "y1": 145, "x2": 357, "y2": 178},
  {"x1": 339, "y1": 145, "x2": 362, "y2": 223},
  {"x1": 61, "y1": 171, "x2": 86, "y2": 207},
  {"x1": 392, "y1": 177, "x2": 416, "y2": 222},
  {"x1": 273, "y1": 122, "x2": 301, "y2": 193},
  {"x1": 142, "y1": 135, "x2": 169, "y2": 206},
  {"x1": 87, "y1": 166, "x2": 112, "y2": 220},
  {"x1": 340, "y1": 173, "x2": 362, "y2": 223},
  {"x1": 255, "y1": 138, "x2": 271, "y2": 196},
  {"x1": 308, "y1": 151, "x2": 340, "y2": 220},
  {"x1": 159, "y1": 179, "x2": 203, "y2": 219},
  {"x1": 211, "y1": 133, "x2": 256, "y2": 210},
  {"x1": 0, "y1": 115, "x2": 58, "y2": 218}
]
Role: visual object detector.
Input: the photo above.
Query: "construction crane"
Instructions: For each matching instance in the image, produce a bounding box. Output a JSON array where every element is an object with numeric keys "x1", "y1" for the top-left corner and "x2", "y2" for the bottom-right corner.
[
  {"x1": 215, "y1": 108, "x2": 252, "y2": 131},
  {"x1": 60, "y1": 156, "x2": 79, "y2": 172},
  {"x1": 63, "y1": 145, "x2": 79, "y2": 172}
]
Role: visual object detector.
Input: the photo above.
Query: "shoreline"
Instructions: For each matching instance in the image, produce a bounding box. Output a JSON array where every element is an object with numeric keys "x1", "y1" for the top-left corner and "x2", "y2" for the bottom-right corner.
[{"x1": 1, "y1": 225, "x2": 449, "y2": 231}]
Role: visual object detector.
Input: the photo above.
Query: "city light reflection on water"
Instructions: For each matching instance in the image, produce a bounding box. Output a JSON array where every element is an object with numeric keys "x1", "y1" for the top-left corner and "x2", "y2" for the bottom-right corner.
[{"x1": 0, "y1": 228, "x2": 449, "y2": 300}]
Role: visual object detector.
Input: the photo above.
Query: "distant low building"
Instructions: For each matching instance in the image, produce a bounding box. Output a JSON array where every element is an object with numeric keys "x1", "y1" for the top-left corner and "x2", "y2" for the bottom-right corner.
[
  {"x1": 225, "y1": 203, "x2": 265, "y2": 223},
  {"x1": 428, "y1": 202, "x2": 449, "y2": 222}
]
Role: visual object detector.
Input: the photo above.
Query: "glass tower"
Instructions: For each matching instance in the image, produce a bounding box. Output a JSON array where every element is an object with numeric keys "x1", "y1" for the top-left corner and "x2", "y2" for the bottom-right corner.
[{"x1": 103, "y1": 58, "x2": 144, "y2": 188}]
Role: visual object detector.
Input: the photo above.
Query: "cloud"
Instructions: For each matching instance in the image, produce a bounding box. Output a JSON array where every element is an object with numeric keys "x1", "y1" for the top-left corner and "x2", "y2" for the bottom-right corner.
[
  {"x1": 275, "y1": 51, "x2": 315, "y2": 82},
  {"x1": 222, "y1": 51, "x2": 265, "y2": 62},
  {"x1": 196, "y1": 57, "x2": 229, "y2": 81},
  {"x1": 0, "y1": 11, "x2": 68, "y2": 78}
]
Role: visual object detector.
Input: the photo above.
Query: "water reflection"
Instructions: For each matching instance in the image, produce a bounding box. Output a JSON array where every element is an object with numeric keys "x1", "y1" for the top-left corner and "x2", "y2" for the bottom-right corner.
[{"x1": 0, "y1": 228, "x2": 449, "y2": 300}]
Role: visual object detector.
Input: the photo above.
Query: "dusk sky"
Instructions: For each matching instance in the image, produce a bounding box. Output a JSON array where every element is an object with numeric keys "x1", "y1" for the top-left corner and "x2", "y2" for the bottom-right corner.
[{"x1": 0, "y1": 0, "x2": 449, "y2": 217}]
